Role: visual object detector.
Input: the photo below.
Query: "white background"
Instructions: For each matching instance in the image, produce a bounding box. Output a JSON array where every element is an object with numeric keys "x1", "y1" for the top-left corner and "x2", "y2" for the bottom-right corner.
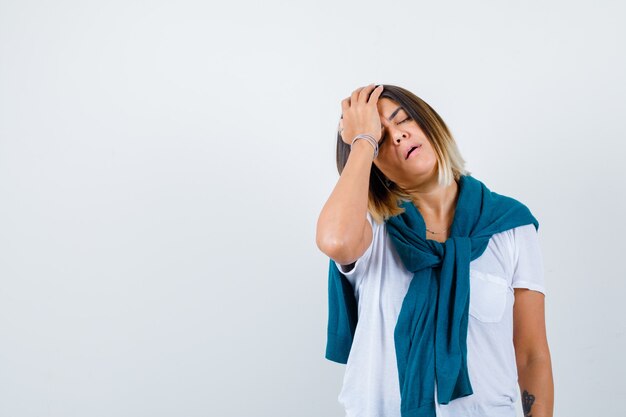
[{"x1": 1, "y1": 1, "x2": 624, "y2": 416}]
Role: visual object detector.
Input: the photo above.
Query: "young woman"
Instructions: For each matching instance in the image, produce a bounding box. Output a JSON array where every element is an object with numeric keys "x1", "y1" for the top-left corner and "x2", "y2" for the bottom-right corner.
[{"x1": 316, "y1": 84, "x2": 554, "y2": 417}]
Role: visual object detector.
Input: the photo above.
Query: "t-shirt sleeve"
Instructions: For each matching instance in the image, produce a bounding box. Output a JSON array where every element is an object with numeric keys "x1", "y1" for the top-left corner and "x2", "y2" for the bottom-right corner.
[
  {"x1": 511, "y1": 223, "x2": 547, "y2": 295},
  {"x1": 333, "y1": 212, "x2": 375, "y2": 278}
]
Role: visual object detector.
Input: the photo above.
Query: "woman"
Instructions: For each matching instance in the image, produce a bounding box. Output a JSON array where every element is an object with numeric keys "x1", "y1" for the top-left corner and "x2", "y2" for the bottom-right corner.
[{"x1": 316, "y1": 84, "x2": 554, "y2": 417}]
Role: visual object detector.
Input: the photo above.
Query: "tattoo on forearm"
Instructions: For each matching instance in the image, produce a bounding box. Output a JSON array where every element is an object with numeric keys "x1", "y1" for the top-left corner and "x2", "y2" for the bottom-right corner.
[{"x1": 522, "y1": 389, "x2": 535, "y2": 417}]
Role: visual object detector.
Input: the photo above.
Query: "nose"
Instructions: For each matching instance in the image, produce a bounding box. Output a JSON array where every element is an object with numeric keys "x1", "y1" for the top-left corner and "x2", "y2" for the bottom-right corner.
[
  {"x1": 380, "y1": 120, "x2": 409, "y2": 145},
  {"x1": 393, "y1": 130, "x2": 408, "y2": 144}
]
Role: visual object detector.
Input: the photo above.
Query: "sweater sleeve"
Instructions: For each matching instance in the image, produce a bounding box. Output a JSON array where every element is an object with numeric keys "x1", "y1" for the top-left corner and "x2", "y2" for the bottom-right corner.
[{"x1": 511, "y1": 223, "x2": 547, "y2": 295}]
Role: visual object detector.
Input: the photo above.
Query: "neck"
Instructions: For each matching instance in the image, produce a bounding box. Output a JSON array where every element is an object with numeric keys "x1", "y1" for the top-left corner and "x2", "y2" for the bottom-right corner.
[{"x1": 406, "y1": 176, "x2": 459, "y2": 221}]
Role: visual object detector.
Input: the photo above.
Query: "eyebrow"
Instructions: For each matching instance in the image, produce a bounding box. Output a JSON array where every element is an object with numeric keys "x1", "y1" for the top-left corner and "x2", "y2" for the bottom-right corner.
[{"x1": 387, "y1": 106, "x2": 403, "y2": 121}]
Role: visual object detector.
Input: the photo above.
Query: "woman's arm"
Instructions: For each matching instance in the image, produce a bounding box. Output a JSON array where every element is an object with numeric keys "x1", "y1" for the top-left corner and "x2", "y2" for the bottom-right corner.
[
  {"x1": 513, "y1": 288, "x2": 554, "y2": 417},
  {"x1": 316, "y1": 139, "x2": 374, "y2": 265},
  {"x1": 316, "y1": 84, "x2": 383, "y2": 265}
]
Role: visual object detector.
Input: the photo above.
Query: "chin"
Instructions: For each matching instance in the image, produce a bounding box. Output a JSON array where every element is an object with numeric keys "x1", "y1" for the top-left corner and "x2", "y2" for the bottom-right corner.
[{"x1": 408, "y1": 161, "x2": 436, "y2": 175}]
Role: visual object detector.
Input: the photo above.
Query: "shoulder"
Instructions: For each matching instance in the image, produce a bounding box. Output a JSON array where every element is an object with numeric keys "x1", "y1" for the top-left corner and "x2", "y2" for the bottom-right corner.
[
  {"x1": 510, "y1": 223, "x2": 540, "y2": 246},
  {"x1": 483, "y1": 223, "x2": 539, "y2": 276},
  {"x1": 476, "y1": 177, "x2": 538, "y2": 227},
  {"x1": 502, "y1": 223, "x2": 540, "y2": 253},
  {"x1": 490, "y1": 223, "x2": 536, "y2": 245}
]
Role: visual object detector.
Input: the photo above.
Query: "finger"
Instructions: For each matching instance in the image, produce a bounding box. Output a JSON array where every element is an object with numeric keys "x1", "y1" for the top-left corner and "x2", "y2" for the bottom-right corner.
[
  {"x1": 350, "y1": 86, "x2": 366, "y2": 106},
  {"x1": 350, "y1": 85, "x2": 366, "y2": 96},
  {"x1": 367, "y1": 85, "x2": 384, "y2": 104},
  {"x1": 358, "y1": 83, "x2": 377, "y2": 103},
  {"x1": 341, "y1": 98, "x2": 350, "y2": 115}
]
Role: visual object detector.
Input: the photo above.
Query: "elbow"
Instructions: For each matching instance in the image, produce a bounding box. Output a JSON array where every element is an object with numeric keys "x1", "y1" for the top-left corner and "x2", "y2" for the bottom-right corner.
[
  {"x1": 515, "y1": 345, "x2": 552, "y2": 369},
  {"x1": 316, "y1": 233, "x2": 344, "y2": 257},
  {"x1": 316, "y1": 234, "x2": 358, "y2": 265}
]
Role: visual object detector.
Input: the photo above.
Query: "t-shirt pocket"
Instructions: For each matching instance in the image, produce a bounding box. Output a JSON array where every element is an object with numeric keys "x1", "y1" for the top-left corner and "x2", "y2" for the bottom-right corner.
[{"x1": 468, "y1": 268, "x2": 508, "y2": 323}]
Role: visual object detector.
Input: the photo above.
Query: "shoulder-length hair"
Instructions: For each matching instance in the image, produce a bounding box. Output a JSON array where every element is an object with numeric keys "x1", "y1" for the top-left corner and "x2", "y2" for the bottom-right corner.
[{"x1": 335, "y1": 84, "x2": 471, "y2": 225}]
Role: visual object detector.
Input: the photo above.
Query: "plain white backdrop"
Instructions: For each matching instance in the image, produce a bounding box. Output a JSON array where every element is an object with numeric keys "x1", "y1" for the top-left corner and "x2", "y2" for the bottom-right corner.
[{"x1": 1, "y1": 1, "x2": 624, "y2": 416}]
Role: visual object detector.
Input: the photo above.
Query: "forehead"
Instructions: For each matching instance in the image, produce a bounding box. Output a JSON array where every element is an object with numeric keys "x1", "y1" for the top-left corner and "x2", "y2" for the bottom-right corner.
[{"x1": 377, "y1": 98, "x2": 405, "y2": 119}]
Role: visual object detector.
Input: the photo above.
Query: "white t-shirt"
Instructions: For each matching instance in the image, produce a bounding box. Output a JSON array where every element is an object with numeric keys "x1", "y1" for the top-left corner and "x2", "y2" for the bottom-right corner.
[{"x1": 335, "y1": 211, "x2": 546, "y2": 417}]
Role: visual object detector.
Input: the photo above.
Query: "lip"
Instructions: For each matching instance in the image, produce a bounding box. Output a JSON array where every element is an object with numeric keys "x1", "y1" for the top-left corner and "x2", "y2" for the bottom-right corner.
[{"x1": 405, "y1": 144, "x2": 422, "y2": 160}]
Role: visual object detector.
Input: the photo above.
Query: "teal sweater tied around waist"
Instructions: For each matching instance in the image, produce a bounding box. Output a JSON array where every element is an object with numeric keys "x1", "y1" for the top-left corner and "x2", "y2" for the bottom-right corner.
[{"x1": 325, "y1": 174, "x2": 539, "y2": 417}]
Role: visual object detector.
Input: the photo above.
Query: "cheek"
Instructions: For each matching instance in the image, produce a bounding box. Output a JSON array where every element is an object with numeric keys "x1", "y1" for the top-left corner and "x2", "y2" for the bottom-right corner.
[{"x1": 425, "y1": 144, "x2": 438, "y2": 162}]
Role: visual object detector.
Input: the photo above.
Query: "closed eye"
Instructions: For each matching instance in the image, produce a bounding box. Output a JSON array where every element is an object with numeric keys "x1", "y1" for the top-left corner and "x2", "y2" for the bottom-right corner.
[{"x1": 379, "y1": 117, "x2": 412, "y2": 144}]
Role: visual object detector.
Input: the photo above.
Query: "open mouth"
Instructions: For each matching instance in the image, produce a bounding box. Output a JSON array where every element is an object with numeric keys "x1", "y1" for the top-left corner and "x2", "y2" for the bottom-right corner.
[{"x1": 405, "y1": 144, "x2": 422, "y2": 159}]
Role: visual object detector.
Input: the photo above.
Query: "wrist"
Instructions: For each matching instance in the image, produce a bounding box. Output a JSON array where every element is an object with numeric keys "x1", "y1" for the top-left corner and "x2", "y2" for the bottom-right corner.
[
  {"x1": 351, "y1": 134, "x2": 378, "y2": 160},
  {"x1": 351, "y1": 138, "x2": 375, "y2": 155}
]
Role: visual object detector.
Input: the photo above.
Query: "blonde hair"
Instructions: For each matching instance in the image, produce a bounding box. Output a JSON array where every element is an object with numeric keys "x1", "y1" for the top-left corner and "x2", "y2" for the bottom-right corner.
[{"x1": 335, "y1": 84, "x2": 471, "y2": 224}]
